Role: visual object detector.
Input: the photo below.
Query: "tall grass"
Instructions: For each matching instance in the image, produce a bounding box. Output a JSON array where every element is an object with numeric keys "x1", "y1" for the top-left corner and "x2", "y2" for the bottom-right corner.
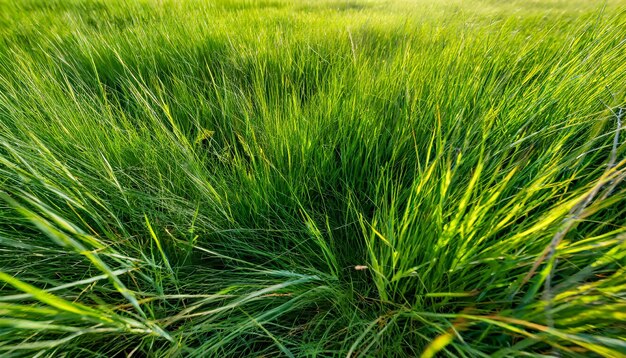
[{"x1": 0, "y1": 0, "x2": 625, "y2": 356}]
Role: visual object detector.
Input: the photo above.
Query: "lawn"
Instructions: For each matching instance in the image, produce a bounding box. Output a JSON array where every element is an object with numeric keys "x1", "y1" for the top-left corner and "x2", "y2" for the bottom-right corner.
[{"x1": 0, "y1": 0, "x2": 625, "y2": 356}]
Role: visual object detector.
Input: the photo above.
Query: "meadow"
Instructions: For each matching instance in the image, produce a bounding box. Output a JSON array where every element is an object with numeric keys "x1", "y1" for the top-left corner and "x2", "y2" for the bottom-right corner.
[{"x1": 0, "y1": 0, "x2": 625, "y2": 356}]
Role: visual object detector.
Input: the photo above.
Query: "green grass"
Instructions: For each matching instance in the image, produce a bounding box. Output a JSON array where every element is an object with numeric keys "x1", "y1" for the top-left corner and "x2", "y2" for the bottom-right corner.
[{"x1": 0, "y1": 0, "x2": 625, "y2": 356}]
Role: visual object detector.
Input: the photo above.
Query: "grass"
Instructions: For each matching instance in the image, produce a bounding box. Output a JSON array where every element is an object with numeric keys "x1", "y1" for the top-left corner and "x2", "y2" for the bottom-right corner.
[{"x1": 0, "y1": 0, "x2": 625, "y2": 356}]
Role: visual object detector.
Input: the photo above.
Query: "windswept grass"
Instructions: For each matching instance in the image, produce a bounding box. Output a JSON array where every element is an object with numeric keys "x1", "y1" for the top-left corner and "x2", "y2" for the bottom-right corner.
[{"x1": 0, "y1": 0, "x2": 625, "y2": 356}]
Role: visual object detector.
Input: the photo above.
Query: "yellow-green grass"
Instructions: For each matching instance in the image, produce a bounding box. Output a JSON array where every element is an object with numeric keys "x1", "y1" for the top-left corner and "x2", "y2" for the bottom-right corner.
[{"x1": 0, "y1": 0, "x2": 625, "y2": 356}]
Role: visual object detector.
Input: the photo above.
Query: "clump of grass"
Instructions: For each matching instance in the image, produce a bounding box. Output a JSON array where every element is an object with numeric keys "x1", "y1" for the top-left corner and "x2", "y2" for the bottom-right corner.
[{"x1": 1, "y1": 0, "x2": 625, "y2": 356}]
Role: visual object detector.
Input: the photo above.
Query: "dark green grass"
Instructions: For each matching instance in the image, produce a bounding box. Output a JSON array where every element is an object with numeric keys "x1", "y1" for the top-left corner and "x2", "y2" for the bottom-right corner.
[{"x1": 1, "y1": 0, "x2": 625, "y2": 356}]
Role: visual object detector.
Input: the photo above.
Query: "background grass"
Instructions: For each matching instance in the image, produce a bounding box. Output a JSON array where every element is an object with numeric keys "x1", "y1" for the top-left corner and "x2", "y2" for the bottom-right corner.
[{"x1": 1, "y1": 0, "x2": 626, "y2": 356}]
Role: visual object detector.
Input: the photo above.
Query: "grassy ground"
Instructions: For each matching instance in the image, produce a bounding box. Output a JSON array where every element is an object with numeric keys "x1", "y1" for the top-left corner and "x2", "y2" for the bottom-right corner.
[{"x1": 0, "y1": 0, "x2": 625, "y2": 356}]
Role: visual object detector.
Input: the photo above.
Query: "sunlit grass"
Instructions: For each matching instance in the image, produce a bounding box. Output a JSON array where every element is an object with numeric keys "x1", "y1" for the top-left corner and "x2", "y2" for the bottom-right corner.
[{"x1": 0, "y1": 0, "x2": 625, "y2": 356}]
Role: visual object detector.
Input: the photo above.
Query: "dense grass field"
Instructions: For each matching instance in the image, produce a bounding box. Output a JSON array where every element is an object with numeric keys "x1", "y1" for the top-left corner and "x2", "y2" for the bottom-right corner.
[{"x1": 1, "y1": 0, "x2": 625, "y2": 356}]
